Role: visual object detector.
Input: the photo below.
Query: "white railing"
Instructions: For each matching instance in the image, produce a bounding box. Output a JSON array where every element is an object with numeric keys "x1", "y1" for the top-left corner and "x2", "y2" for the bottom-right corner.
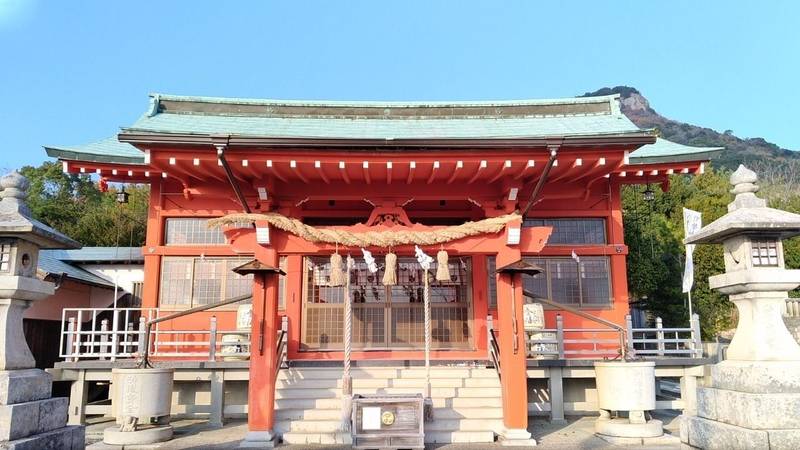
[
  {"x1": 60, "y1": 307, "x2": 288, "y2": 362},
  {"x1": 628, "y1": 314, "x2": 702, "y2": 358},
  {"x1": 60, "y1": 308, "x2": 158, "y2": 361},
  {"x1": 786, "y1": 298, "x2": 800, "y2": 317},
  {"x1": 526, "y1": 315, "x2": 621, "y2": 359},
  {"x1": 525, "y1": 313, "x2": 703, "y2": 359}
]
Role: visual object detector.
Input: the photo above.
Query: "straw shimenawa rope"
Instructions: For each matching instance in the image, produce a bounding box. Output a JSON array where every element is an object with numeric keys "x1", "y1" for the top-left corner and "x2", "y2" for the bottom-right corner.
[{"x1": 208, "y1": 212, "x2": 521, "y2": 247}]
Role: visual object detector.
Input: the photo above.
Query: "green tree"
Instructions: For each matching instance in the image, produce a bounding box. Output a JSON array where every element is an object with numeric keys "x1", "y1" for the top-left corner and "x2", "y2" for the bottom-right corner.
[
  {"x1": 18, "y1": 161, "x2": 148, "y2": 247},
  {"x1": 624, "y1": 165, "x2": 800, "y2": 338}
]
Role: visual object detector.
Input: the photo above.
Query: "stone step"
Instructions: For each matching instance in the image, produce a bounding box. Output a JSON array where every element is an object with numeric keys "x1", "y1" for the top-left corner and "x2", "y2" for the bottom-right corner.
[
  {"x1": 278, "y1": 417, "x2": 502, "y2": 434},
  {"x1": 431, "y1": 407, "x2": 504, "y2": 419},
  {"x1": 423, "y1": 418, "x2": 504, "y2": 432},
  {"x1": 280, "y1": 431, "x2": 353, "y2": 445},
  {"x1": 277, "y1": 376, "x2": 499, "y2": 389},
  {"x1": 278, "y1": 367, "x2": 493, "y2": 380},
  {"x1": 274, "y1": 395, "x2": 502, "y2": 410},
  {"x1": 276, "y1": 420, "x2": 342, "y2": 433},
  {"x1": 276, "y1": 406, "x2": 503, "y2": 421},
  {"x1": 276, "y1": 386, "x2": 501, "y2": 400},
  {"x1": 425, "y1": 430, "x2": 496, "y2": 444},
  {"x1": 276, "y1": 408, "x2": 343, "y2": 421},
  {"x1": 451, "y1": 396, "x2": 503, "y2": 408}
]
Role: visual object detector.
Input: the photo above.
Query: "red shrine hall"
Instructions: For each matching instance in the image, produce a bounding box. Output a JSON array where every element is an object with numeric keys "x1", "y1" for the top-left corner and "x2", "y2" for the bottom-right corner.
[{"x1": 47, "y1": 93, "x2": 718, "y2": 444}]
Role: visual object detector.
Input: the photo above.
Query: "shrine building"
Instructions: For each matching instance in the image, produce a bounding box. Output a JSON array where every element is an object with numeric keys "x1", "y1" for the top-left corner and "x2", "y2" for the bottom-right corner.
[{"x1": 45, "y1": 93, "x2": 719, "y2": 445}]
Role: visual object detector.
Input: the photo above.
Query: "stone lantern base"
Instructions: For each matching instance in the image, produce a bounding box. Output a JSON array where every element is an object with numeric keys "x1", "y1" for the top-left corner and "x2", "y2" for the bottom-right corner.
[
  {"x1": 0, "y1": 369, "x2": 85, "y2": 449},
  {"x1": 681, "y1": 360, "x2": 800, "y2": 449}
]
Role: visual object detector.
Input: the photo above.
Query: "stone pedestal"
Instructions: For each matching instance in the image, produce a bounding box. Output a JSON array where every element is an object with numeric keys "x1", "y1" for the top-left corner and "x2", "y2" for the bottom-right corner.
[
  {"x1": 497, "y1": 427, "x2": 537, "y2": 447},
  {"x1": 0, "y1": 369, "x2": 84, "y2": 449},
  {"x1": 239, "y1": 430, "x2": 277, "y2": 448},
  {"x1": 682, "y1": 361, "x2": 800, "y2": 449}
]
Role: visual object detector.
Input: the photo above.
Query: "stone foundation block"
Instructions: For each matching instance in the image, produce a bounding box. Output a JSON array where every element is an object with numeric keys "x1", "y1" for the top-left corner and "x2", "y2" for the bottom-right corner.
[
  {"x1": 683, "y1": 415, "x2": 769, "y2": 450},
  {"x1": 0, "y1": 370, "x2": 51, "y2": 405},
  {"x1": 766, "y1": 429, "x2": 800, "y2": 450},
  {"x1": 711, "y1": 361, "x2": 800, "y2": 394},
  {"x1": 0, "y1": 401, "x2": 38, "y2": 441},
  {"x1": 37, "y1": 397, "x2": 68, "y2": 434},
  {"x1": 0, "y1": 397, "x2": 69, "y2": 441},
  {"x1": 696, "y1": 387, "x2": 718, "y2": 421},
  {"x1": 0, "y1": 425, "x2": 84, "y2": 450},
  {"x1": 697, "y1": 387, "x2": 800, "y2": 429}
]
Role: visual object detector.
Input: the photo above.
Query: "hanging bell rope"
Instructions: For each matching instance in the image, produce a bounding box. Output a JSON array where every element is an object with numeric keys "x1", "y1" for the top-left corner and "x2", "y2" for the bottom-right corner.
[
  {"x1": 436, "y1": 250, "x2": 451, "y2": 282},
  {"x1": 208, "y1": 211, "x2": 521, "y2": 247},
  {"x1": 339, "y1": 255, "x2": 355, "y2": 432},
  {"x1": 414, "y1": 245, "x2": 435, "y2": 420},
  {"x1": 383, "y1": 252, "x2": 397, "y2": 286}
]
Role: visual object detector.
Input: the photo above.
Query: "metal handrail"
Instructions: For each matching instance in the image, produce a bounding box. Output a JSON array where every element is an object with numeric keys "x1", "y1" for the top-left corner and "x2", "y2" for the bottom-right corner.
[
  {"x1": 139, "y1": 293, "x2": 252, "y2": 368},
  {"x1": 274, "y1": 316, "x2": 288, "y2": 383},
  {"x1": 522, "y1": 290, "x2": 631, "y2": 360},
  {"x1": 487, "y1": 316, "x2": 502, "y2": 379}
]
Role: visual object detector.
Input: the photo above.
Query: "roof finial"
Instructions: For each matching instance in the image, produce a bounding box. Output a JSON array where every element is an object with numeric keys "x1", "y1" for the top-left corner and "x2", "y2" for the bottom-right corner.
[
  {"x1": 728, "y1": 165, "x2": 765, "y2": 211},
  {"x1": 0, "y1": 172, "x2": 31, "y2": 217}
]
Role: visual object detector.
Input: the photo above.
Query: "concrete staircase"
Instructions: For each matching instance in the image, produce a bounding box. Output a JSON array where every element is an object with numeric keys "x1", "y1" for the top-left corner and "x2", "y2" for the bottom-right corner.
[{"x1": 275, "y1": 366, "x2": 503, "y2": 445}]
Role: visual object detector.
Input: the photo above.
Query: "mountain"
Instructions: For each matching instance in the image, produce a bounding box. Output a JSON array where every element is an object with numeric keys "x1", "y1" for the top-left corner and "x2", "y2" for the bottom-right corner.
[{"x1": 581, "y1": 86, "x2": 800, "y2": 171}]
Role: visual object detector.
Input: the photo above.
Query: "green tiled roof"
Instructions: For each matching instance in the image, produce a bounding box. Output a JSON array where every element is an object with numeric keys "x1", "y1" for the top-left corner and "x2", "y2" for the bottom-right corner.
[
  {"x1": 44, "y1": 93, "x2": 723, "y2": 165},
  {"x1": 628, "y1": 138, "x2": 723, "y2": 165},
  {"x1": 122, "y1": 93, "x2": 643, "y2": 140},
  {"x1": 44, "y1": 137, "x2": 145, "y2": 165}
]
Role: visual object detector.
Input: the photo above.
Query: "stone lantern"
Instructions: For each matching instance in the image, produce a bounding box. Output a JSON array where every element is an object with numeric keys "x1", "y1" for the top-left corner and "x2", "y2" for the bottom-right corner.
[
  {"x1": 0, "y1": 172, "x2": 85, "y2": 449},
  {"x1": 681, "y1": 165, "x2": 800, "y2": 449}
]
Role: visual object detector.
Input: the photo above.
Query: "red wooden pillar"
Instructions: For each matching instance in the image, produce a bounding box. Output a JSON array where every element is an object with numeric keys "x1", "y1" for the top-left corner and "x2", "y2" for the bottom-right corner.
[
  {"x1": 495, "y1": 250, "x2": 537, "y2": 446},
  {"x1": 236, "y1": 253, "x2": 283, "y2": 447}
]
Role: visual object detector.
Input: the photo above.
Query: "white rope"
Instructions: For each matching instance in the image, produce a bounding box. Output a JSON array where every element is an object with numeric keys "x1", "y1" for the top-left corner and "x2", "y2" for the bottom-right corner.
[
  {"x1": 344, "y1": 255, "x2": 353, "y2": 383},
  {"x1": 423, "y1": 268, "x2": 431, "y2": 400},
  {"x1": 340, "y1": 255, "x2": 354, "y2": 431},
  {"x1": 208, "y1": 211, "x2": 521, "y2": 247}
]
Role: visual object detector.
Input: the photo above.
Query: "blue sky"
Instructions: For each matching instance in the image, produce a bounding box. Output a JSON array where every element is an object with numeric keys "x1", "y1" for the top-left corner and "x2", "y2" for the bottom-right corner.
[{"x1": 1, "y1": 1, "x2": 799, "y2": 171}]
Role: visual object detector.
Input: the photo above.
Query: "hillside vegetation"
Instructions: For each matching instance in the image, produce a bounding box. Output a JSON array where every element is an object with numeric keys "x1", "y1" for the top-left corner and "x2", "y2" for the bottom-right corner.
[
  {"x1": 583, "y1": 86, "x2": 800, "y2": 173},
  {"x1": 583, "y1": 87, "x2": 800, "y2": 337}
]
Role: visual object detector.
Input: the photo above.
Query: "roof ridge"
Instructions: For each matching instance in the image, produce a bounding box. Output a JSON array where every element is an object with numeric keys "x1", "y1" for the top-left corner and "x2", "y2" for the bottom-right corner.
[{"x1": 147, "y1": 92, "x2": 622, "y2": 109}]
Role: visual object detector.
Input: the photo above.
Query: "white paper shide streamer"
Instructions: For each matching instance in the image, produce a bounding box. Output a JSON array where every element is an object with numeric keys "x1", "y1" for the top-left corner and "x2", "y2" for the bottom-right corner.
[
  {"x1": 415, "y1": 245, "x2": 434, "y2": 271},
  {"x1": 361, "y1": 248, "x2": 378, "y2": 273}
]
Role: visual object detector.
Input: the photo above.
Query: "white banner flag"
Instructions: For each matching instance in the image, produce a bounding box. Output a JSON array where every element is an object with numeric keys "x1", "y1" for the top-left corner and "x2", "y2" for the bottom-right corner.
[{"x1": 682, "y1": 208, "x2": 703, "y2": 293}]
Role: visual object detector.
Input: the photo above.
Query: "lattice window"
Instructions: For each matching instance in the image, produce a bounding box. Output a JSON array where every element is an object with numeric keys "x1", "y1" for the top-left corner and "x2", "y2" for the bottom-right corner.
[
  {"x1": 521, "y1": 256, "x2": 611, "y2": 307},
  {"x1": 165, "y1": 218, "x2": 228, "y2": 245},
  {"x1": 302, "y1": 255, "x2": 472, "y2": 350},
  {"x1": 487, "y1": 256, "x2": 497, "y2": 309},
  {"x1": 523, "y1": 218, "x2": 607, "y2": 245},
  {"x1": 0, "y1": 243, "x2": 11, "y2": 273},
  {"x1": 159, "y1": 257, "x2": 253, "y2": 307},
  {"x1": 751, "y1": 240, "x2": 779, "y2": 267},
  {"x1": 278, "y1": 256, "x2": 288, "y2": 310}
]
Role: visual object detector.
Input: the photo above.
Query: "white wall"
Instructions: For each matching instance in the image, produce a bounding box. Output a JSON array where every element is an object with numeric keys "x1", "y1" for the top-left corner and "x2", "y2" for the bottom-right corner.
[{"x1": 79, "y1": 264, "x2": 144, "y2": 295}]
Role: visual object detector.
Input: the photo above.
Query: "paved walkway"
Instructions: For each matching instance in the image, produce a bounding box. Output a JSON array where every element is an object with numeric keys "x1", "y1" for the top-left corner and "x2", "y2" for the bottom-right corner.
[{"x1": 87, "y1": 413, "x2": 682, "y2": 449}]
